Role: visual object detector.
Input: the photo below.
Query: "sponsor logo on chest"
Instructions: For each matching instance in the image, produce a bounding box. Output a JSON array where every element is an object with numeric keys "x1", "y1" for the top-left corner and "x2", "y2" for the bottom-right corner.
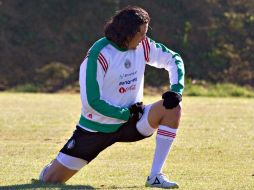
[
  {"x1": 119, "y1": 70, "x2": 137, "y2": 80},
  {"x1": 119, "y1": 77, "x2": 137, "y2": 86},
  {"x1": 118, "y1": 85, "x2": 136, "y2": 94},
  {"x1": 117, "y1": 60, "x2": 139, "y2": 94}
]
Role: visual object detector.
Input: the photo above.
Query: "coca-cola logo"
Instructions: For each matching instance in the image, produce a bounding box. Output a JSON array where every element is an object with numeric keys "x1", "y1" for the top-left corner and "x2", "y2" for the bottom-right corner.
[
  {"x1": 119, "y1": 87, "x2": 126, "y2": 93},
  {"x1": 118, "y1": 85, "x2": 136, "y2": 94}
]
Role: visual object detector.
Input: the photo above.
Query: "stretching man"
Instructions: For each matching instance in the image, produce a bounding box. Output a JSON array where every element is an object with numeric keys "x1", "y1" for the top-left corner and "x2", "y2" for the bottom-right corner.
[{"x1": 39, "y1": 6, "x2": 184, "y2": 189}]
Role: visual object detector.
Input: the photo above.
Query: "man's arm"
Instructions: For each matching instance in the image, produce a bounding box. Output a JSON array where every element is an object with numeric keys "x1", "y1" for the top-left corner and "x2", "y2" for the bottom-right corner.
[
  {"x1": 80, "y1": 39, "x2": 131, "y2": 121},
  {"x1": 143, "y1": 37, "x2": 185, "y2": 96}
]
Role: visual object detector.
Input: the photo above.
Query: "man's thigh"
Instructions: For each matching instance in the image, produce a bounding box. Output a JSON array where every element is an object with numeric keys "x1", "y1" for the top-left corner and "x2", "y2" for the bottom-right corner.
[
  {"x1": 115, "y1": 105, "x2": 152, "y2": 142},
  {"x1": 60, "y1": 126, "x2": 117, "y2": 163},
  {"x1": 115, "y1": 122, "x2": 147, "y2": 142}
]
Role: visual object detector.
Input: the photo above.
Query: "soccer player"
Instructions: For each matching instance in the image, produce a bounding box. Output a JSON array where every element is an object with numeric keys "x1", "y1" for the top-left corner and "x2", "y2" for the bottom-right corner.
[{"x1": 39, "y1": 6, "x2": 184, "y2": 189}]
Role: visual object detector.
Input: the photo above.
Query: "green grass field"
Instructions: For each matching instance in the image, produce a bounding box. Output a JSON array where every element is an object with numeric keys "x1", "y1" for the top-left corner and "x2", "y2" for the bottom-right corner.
[{"x1": 0, "y1": 93, "x2": 253, "y2": 190}]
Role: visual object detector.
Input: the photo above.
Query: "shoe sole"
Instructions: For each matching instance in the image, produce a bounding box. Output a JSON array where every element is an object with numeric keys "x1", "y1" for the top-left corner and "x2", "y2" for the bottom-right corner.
[{"x1": 145, "y1": 183, "x2": 179, "y2": 189}]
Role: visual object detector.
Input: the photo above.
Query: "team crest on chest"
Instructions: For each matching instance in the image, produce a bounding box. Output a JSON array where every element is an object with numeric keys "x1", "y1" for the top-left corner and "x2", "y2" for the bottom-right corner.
[{"x1": 124, "y1": 59, "x2": 131, "y2": 69}]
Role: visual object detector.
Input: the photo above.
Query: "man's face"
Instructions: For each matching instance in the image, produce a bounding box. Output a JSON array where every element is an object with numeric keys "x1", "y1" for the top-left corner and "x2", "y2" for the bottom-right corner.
[{"x1": 128, "y1": 23, "x2": 148, "y2": 49}]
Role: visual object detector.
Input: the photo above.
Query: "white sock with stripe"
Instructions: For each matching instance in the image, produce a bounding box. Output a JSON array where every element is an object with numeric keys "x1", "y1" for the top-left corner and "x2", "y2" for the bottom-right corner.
[{"x1": 149, "y1": 125, "x2": 177, "y2": 178}]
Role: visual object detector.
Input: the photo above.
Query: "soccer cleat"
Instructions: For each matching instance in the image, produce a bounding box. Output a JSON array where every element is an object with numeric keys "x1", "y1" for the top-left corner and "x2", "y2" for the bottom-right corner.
[{"x1": 145, "y1": 173, "x2": 179, "y2": 189}]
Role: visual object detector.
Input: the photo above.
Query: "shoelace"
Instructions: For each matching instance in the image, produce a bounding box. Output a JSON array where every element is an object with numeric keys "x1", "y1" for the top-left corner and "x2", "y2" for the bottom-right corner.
[
  {"x1": 159, "y1": 173, "x2": 174, "y2": 183},
  {"x1": 158, "y1": 173, "x2": 170, "y2": 182}
]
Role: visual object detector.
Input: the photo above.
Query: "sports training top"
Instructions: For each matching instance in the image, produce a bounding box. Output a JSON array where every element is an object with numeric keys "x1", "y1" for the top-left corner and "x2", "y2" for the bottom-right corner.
[{"x1": 78, "y1": 37, "x2": 184, "y2": 133}]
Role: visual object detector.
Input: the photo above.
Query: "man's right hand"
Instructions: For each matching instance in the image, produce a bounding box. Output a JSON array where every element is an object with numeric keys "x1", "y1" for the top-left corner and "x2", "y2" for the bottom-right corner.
[
  {"x1": 162, "y1": 91, "x2": 182, "y2": 109},
  {"x1": 129, "y1": 102, "x2": 144, "y2": 122}
]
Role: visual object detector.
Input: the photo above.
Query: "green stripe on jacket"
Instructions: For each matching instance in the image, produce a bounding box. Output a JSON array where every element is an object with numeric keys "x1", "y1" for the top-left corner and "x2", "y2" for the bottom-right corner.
[
  {"x1": 86, "y1": 37, "x2": 130, "y2": 122},
  {"x1": 79, "y1": 115, "x2": 123, "y2": 133}
]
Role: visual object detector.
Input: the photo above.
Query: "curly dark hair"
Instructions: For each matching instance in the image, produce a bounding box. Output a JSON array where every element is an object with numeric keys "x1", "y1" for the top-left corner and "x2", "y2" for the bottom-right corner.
[{"x1": 104, "y1": 6, "x2": 150, "y2": 49}]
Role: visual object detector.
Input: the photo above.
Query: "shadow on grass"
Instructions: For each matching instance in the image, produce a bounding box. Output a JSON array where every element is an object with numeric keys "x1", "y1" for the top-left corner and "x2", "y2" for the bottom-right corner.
[
  {"x1": 0, "y1": 179, "x2": 143, "y2": 189},
  {"x1": 0, "y1": 179, "x2": 94, "y2": 190}
]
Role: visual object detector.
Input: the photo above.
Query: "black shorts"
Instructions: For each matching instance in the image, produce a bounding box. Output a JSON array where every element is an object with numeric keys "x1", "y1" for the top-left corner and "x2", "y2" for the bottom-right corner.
[{"x1": 60, "y1": 119, "x2": 149, "y2": 163}]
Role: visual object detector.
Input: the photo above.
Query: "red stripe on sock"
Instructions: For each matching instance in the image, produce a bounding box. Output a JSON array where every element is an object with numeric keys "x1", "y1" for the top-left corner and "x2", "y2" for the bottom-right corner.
[
  {"x1": 157, "y1": 129, "x2": 176, "y2": 138},
  {"x1": 157, "y1": 130, "x2": 176, "y2": 137}
]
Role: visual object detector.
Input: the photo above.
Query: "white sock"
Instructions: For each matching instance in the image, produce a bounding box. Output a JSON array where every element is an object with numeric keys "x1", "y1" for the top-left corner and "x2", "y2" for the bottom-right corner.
[{"x1": 149, "y1": 125, "x2": 177, "y2": 178}]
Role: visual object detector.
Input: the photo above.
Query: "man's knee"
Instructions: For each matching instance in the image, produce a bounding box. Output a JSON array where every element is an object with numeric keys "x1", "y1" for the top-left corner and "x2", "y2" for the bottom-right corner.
[
  {"x1": 43, "y1": 168, "x2": 61, "y2": 183},
  {"x1": 43, "y1": 172, "x2": 65, "y2": 184},
  {"x1": 39, "y1": 159, "x2": 77, "y2": 184},
  {"x1": 148, "y1": 101, "x2": 182, "y2": 128},
  {"x1": 169, "y1": 104, "x2": 182, "y2": 120},
  {"x1": 39, "y1": 163, "x2": 64, "y2": 184},
  {"x1": 160, "y1": 103, "x2": 182, "y2": 128}
]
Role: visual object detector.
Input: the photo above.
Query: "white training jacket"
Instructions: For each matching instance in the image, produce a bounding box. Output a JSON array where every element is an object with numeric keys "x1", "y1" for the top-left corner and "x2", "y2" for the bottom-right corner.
[{"x1": 78, "y1": 37, "x2": 185, "y2": 133}]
